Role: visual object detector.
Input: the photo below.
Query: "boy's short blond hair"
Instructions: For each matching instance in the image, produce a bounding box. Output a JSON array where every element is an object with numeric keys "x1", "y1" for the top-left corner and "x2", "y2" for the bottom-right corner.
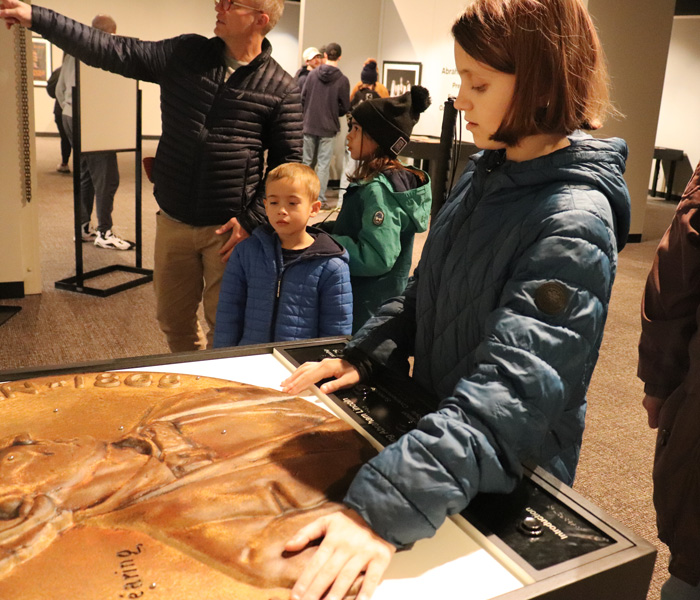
[{"x1": 266, "y1": 163, "x2": 320, "y2": 203}]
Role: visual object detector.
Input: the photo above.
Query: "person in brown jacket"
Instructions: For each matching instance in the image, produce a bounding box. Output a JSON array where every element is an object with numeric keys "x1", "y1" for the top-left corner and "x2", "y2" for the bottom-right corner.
[{"x1": 638, "y1": 161, "x2": 700, "y2": 600}]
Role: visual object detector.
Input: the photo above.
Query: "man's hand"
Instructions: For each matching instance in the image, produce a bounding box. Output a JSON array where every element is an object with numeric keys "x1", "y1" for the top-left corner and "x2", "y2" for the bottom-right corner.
[
  {"x1": 281, "y1": 358, "x2": 360, "y2": 396},
  {"x1": 642, "y1": 394, "x2": 664, "y2": 429},
  {"x1": 216, "y1": 217, "x2": 249, "y2": 263},
  {"x1": 0, "y1": 0, "x2": 32, "y2": 29},
  {"x1": 286, "y1": 508, "x2": 396, "y2": 600}
]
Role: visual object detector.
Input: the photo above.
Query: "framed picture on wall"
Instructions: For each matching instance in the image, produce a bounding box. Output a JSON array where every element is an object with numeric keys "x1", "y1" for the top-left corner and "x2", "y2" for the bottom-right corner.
[
  {"x1": 31, "y1": 36, "x2": 52, "y2": 86},
  {"x1": 382, "y1": 61, "x2": 422, "y2": 97}
]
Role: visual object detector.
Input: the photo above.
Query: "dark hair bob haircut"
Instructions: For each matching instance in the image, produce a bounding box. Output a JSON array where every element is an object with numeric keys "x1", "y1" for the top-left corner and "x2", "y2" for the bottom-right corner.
[{"x1": 452, "y1": 0, "x2": 613, "y2": 146}]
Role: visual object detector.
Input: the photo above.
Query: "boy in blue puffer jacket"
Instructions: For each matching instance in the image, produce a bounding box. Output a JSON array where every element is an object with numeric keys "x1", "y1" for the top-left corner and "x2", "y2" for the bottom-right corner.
[{"x1": 213, "y1": 164, "x2": 352, "y2": 347}]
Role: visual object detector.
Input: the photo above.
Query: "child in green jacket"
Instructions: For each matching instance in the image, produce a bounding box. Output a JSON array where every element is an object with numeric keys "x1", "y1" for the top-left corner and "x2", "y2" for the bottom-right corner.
[{"x1": 323, "y1": 86, "x2": 432, "y2": 331}]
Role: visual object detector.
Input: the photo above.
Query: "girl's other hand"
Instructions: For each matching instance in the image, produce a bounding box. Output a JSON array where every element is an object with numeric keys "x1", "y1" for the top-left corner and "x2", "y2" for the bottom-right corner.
[
  {"x1": 281, "y1": 358, "x2": 360, "y2": 396},
  {"x1": 286, "y1": 508, "x2": 396, "y2": 600}
]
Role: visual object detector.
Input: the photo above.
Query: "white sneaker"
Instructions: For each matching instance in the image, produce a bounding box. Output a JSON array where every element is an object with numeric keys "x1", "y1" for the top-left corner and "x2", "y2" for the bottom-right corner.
[
  {"x1": 94, "y1": 229, "x2": 135, "y2": 251},
  {"x1": 77, "y1": 222, "x2": 97, "y2": 242},
  {"x1": 57, "y1": 163, "x2": 70, "y2": 173}
]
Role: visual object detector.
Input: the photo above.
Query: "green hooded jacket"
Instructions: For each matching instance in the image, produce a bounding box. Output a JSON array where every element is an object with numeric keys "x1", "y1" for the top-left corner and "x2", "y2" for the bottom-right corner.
[{"x1": 328, "y1": 170, "x2": 431, "y2": 331}]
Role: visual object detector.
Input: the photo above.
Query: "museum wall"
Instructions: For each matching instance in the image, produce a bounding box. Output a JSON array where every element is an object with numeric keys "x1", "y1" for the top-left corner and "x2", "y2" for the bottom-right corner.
[
  {"x1": 376, "y1": 0, "x2": 468, "y2": 140},
  {"x1": 587, "y1": 0, "x2": 675, "y2": 240},
  {"x1": 377, "y1": 0, "x2": 675, "y2": 239},
  {"x1": 299, "y1": 0, "x2": 382, "y2": 178},
  {"x1": 28, "y1": 0, "x2": 688, "y2": 239},
  {"x1": 654, "y1": 16, "x2": 700, "y2": 193},
  {"x1": 300, "y1": 0, "x2": 381, "y2": 88},
  {"x1": 33, "y1": 0, "x2": 300, "y2": 138}
]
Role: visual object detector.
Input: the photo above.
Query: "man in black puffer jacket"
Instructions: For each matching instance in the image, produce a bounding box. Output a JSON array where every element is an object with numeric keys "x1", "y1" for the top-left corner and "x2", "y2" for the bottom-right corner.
[{"x1": 1, "y1": 0, "x2": 302, "y2": 352}]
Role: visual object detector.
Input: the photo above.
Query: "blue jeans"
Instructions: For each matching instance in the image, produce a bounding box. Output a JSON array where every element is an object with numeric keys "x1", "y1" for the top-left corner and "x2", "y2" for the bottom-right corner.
[{"x1": 303, "y1": 134, "x2": 335, "y2": 203}]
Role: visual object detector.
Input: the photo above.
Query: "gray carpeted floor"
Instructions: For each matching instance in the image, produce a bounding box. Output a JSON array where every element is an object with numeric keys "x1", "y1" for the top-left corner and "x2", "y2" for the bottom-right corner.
[{"x1": 0, "y1": 137, "x2": 681, "y2": 598}]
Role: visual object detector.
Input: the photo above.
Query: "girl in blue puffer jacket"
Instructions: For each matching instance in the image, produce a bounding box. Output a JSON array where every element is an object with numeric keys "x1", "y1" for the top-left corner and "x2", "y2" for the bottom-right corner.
[{"x1": 281, "y1": 1, "x2": 631, "y2": 599}]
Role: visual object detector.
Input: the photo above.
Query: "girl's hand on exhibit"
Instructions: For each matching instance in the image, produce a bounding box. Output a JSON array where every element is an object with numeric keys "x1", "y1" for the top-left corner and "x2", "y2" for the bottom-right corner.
[
  {"x1": 0, "y1": 0, "x2": 32, "y2": 29},
  {"x1": 281, "y1": 358, "x2": 360, "y2": 396},
  {"x1": 286, "y1": 508, "x2": 396, "y2": 600}
]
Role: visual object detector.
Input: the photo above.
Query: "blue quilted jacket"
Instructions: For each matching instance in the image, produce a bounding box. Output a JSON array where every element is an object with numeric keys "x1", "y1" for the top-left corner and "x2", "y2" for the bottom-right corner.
[
  {"x1": 213, "y1": 226, "x2": 352, "y2": 347},
  {"x1": 343, "y1": 133, "x2": 631, "y2": 548}
]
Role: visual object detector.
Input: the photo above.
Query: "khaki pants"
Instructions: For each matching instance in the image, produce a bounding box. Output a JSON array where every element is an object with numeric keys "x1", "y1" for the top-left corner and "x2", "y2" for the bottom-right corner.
[{"x1": 154, "y1": 212, "x2": 227, "y2": 352}]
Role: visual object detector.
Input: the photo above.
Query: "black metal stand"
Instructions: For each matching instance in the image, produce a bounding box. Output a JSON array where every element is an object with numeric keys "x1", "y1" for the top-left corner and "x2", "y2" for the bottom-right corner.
[
  {"x1": 0, "y1": 306, "x2": 21, "y2": 327},
  {"x1": 650, "y1": 146, "x2": 684, "y2": 202},
  {"x1": 55, "y1": 65, "x2": 152, "y2": 297},
  {"x1": 432, "y1": 97, "x2": 458, "y2": 218},
  {"x1": 55, "y1": 264, "x2": 152, "y2": 298}
]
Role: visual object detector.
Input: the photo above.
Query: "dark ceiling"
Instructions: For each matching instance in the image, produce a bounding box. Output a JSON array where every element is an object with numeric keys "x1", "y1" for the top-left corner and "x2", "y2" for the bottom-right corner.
[{"x1": 676, "y1": 0, "x2": 700, "y2": 15}]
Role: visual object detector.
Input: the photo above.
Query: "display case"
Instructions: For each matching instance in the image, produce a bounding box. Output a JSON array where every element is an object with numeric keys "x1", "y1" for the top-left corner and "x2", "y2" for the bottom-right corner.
[{"x1": 0, "y1": 338, "x2": 656, "y2": 600}]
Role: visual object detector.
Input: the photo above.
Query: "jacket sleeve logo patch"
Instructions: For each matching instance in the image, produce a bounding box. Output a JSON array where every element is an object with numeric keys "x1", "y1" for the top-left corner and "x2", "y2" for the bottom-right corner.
[
  {"x1": 535, "y1": 282, "x2": 570, "y2": 315},
  {"x1": 372, "y1": 211, "x2": 385, "y2": 226}
]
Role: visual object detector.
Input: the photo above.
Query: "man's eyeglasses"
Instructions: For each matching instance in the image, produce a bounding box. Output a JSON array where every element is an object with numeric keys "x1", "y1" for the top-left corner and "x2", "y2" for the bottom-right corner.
[{"x1": 215, "y1": 0, "x2": 264, "y2": 12}]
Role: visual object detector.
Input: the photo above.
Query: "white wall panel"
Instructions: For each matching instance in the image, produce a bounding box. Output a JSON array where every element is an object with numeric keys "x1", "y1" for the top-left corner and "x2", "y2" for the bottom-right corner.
[
  {"x1": 655, "y1": 17, "x2": 700, "y2": 180},
  {"x1": 300, "y1": 0, "x2": 382, "y2": 178},
  {"x1": 377, "y1": 0, "x2": 469, "y2": 139},
  {"x1": 379, "y1": 0, "x2": 676, "y2": 240}
]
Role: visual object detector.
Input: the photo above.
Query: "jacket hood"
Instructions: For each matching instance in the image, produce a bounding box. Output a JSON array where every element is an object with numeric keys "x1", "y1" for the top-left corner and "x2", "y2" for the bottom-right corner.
[
  {"x1": 304, "y1": 227, "x2": 350, "y2": 262},
  {"x1": 472, "y1": 132, "x2": 631, "y2": 250},
  {"x1": 316, "y1": 64, "x2": 344, "y2": 84},
  {"x1": 374, "y1": 171, "x2": 432, "y2": 233},
  {"x1": 254, "y1": 225, "x2": 349, "y2": 264}
]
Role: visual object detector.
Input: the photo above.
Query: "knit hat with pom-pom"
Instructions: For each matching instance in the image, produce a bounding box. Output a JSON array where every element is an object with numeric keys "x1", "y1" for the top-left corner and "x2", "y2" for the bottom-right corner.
[
  {"x1": 360, "y1": 59, "x2": 379, "y2": 85},
  {"x1": 351, "y1": 85, "x2": 431, "y2": 157}
]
